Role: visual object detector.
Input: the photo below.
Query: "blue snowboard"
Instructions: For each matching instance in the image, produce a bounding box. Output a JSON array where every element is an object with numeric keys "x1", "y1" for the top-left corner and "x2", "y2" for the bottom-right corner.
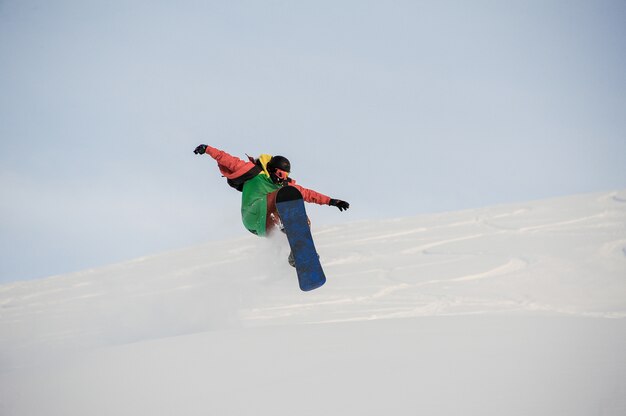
[{"x1": 276, "y1": 186, "x2": 326, "y2": 291}]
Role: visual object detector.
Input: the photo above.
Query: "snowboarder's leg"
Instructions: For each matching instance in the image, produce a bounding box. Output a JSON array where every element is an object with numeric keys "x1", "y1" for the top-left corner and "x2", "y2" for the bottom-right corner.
[
  {"x1": 265, "y1": 190, "x2": 282, "y2": 235},
  {"x1": 242, "y1": 196, "x2": 269, "y2": 236}
]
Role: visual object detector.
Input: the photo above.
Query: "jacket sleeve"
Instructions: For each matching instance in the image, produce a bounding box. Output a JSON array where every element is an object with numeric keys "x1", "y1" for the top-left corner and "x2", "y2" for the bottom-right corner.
[
  {"x1": 290, "y1": 183, "x2": 331, "y2": 206},
  {"x1": 205, "y1": 146, "x2": 255, "y2": 179}
]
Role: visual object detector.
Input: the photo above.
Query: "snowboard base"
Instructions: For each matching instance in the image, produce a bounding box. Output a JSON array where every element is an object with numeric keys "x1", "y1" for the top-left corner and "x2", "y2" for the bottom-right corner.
[{"x1": 276, "y1": 186, "x2": 326, "y2": 291}]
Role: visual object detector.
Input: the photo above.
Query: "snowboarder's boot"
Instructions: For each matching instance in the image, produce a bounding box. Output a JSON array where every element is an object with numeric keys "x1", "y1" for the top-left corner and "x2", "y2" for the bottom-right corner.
[
  {"x1": 288, "y1": 250, "x2": 319, "y2": 268},
  {"x1": 288, "y1": 251, "x2": 296, "y2": 268}
]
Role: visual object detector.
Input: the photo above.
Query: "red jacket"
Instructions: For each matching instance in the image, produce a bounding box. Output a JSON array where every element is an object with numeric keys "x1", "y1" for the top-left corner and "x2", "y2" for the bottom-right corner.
[{"x1": 205, "y1": 146, "x2": 331, "y2": 205}]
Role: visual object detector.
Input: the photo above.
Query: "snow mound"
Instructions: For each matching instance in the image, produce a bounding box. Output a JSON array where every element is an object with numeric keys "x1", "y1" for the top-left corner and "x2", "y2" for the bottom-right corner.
[{"x1": 1, "y1": 190, "x2": 625, "y2": 415}]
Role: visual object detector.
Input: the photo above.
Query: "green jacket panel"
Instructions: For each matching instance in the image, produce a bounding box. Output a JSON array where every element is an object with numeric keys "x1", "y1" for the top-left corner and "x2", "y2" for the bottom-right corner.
[{"x1": 241, "y1": 174, "x2": 282, "y2": 236}]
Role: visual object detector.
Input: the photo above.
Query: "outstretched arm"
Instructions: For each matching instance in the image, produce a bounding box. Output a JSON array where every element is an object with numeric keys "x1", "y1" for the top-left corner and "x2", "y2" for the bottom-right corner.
[
  {"x1": 194, "y1": 144, "x2": 254, "y2": 178},
  {"x1": 291, "y1": 183, "x2": 331, "y2": 205},
  {"x1": 291, "y1": 183, "x2": 350, "y2": 211}
]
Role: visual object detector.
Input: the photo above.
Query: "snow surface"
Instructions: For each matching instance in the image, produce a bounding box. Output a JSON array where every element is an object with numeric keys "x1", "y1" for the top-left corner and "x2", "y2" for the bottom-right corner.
[{"x1": 1, "y1": 190, "x2": 626, "y2": 415}]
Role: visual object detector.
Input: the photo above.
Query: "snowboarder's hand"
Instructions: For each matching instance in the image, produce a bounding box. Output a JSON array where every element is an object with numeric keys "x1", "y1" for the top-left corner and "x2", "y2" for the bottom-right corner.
[
  {"x1": 329, "y1": 199, "x2": 350, "y2": 212},
  {"x1": 194, "y1": 144, "x2": 208, "y2": 155}
]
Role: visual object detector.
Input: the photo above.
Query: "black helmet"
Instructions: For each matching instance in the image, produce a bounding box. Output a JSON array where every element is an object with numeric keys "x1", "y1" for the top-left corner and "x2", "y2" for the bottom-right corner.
[
  {"x1": 267, "y1": 155, "x2": 291, "y2": 185},
  {"x1": 267, "y1": 155, "x2": 290, "y2": 173}
]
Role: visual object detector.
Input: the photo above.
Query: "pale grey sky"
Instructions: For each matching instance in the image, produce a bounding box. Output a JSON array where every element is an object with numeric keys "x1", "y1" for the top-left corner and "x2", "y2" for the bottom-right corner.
[{"x1": 1, "y1": 0, "x2": 625, "y2": 283}]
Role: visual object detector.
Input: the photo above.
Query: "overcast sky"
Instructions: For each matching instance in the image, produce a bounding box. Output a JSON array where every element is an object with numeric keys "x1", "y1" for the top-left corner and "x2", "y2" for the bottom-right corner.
[{"x1": 1, "y1": 0, "x2": 625, "y2": 283}]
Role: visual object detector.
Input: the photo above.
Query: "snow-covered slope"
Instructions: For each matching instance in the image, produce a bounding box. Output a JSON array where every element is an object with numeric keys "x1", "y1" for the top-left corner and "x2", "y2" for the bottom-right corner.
[{"x1": 1, "y1": 190, "x2": 626, "y2": 415}]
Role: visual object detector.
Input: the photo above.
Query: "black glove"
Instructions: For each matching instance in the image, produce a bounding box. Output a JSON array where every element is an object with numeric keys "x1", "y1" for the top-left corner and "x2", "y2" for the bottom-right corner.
[
  {"x1": 194, "y1": 144, "x2": 208, "y2": 155},
  {"x1": 329, "y1": 199, "x2": 350, "y2": 212}
]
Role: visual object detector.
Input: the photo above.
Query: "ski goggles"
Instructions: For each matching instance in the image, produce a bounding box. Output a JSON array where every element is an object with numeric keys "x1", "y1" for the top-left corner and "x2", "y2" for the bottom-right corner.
[{"x1": 273, "y1": 168, "x2": 289, "y2": 180}]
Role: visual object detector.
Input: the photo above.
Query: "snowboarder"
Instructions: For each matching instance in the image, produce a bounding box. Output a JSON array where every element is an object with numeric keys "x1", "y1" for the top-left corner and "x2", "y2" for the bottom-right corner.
[{"x1": 193, "y1": 144, "x2": 350, "y2": 239}]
